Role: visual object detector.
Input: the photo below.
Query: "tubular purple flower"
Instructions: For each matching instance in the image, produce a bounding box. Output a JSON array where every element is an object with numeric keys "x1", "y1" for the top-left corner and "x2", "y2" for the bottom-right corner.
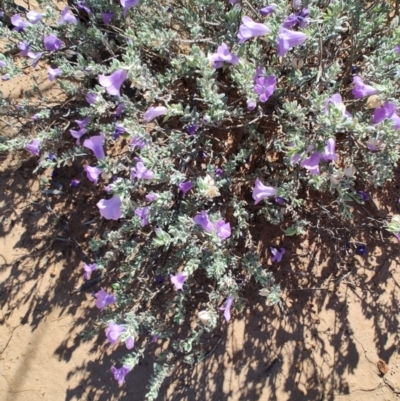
[
  {"x1": 106, "y1": 323, "x2": 125, "y2": 345},
  {"x1": 135, "y1": 206, "x2": 150, "y2": 226},
  {"x1": 102, "y1": 12, "x2": 115, "y2": 25},
  {"x1": 44, "y1": 35, "x2": 63, "y2": 52},
  {"x1": 113, "y1": 103, "x2": 124, "y2": 118},
  {"x1": 97, "y1": 196, "x2": 122, "y2": 220},
  {"x1": 98, "y1": 69, "x2": 128, "y2": 97},
  {"x1": 131, "y1": 137, "x2": 146, "y2": 149},
  {"x1": 84, "y1": 133, "x2": 106, "y2": 160},
  {"x1": 271, "y1": 247, "x2": 286, "y2": 263},
  {"x1": 113, "y1": 123, "x2": 125, "y2": 139},
  {"x1": 48, "y1": 67, "x2": 61, "y2": 82},
  {"x1": 373, "y1": 102, "x2": 400, "y2": 129},
  {"x1": 125, "y1": 336, "x2": 134, "y2": 350},
  {"x1": 83, "y1": 263, "x2": 97, "y2": 280},
  {"x1": 121, "y1": 0, "x2": 140, "y2": 17},
  {"x1": 95, "y1": 288, "x2": 117, "y2": 311},
  {"x1": 283, "y1": 9, "x2": 309, "y2": 29},
  {"x1": 252, "y1": 179, "x2": 276, "y2": 205},
  {"x1": 18, "y1": 41, "x2": 30, "y2": 56},
  {"x1": 254, "y1": 75, "x2": 276, "y2": 103},
  {"x1": 219, "y1": 296, "x2": 234, "y2": 322},
  {"x1": 300, "y1": 152, "x2": 322, "y2": 175},
  {"x1": 27, "y1": 51, "x2": 42, "y2": 68},
  {"x1": 145, "y1": 193, "x2": 158, "y2": 202},
  {"x1": 352, "y1": 76, "x2": 378, "y2": 99},
  {"x1": 58, "y1": 6, "x2": 78, "y2": 25},
  {"x1": 215, "y1": 220, "x2": 231, "y2": 240},
  {"x1": 86, "y1": 92, "x2": 97, "y2": 105},
  {"x1": 143, "y1": 106, "x2": 168, "y2": 122},
  {"x1": 324, "y1": 93, "x2": 352, "y2": 118},
  {"x1": 193, "y1": 211, "x2": 214, "y2": 232},
  {"x1": 0, "y1": 60, "x2": 6, "y2": 68},
  {"x1": 1, "y1": 75, "x2": 10, "y2": 81},
  {"x1": 77, "y1": 1, "x2": 91, "y2": 14},
  {"x1": 259, "y1": 5, "x2": 275, "y2": 16},
  {"x1": 178, "y1": 181, "x2": 193, "y2": 197},
  {"x1": 247, "y1": 99, "x2": 256, "y2": 110},
  {"x1": 130, "y1": 161, "x2": 154, "y2": 180},
  {"x1": 84, "y1": 165, "x2": 102, "y2": 184},
  {"x1": 209, "y1": 43, "x2": 239, "y2": 69},
  {"x1": 170, "y1": 272, "x2": 188, "y2": 290},
  {"x1": 26, "y1": 139, "x2": 40, "y2": 156},
  {"x1": 238, "y1": 16, "x2": 271, "y2": 44},
  {"x1": 70, "y1": 128, "x2": 86, "y2": 145},
  {"x1": 11, "y1": 15, "x2": 27, "y2": 32},
  {"x1": 277, "y1": 28, "x2": 307, "y2": 56},
  {"x1": 26, "y1": 10, "x2": 42, "y2": 24},
  {"x1": 70, "y1": 179, "x2": 80, "y2": 187},
  {"x1": 215, "y1": 167, "x2": 223, "y2": 177},
  {"x1": 187, "y1": 124, "x2": 199, "y2": 135},
  {"x1": 74, "y1": 117, "x2": 90, "y2": 129},
  {"x1": 111, "y1": 366, "x2": 131, "y2": 386},
  {"x1": 323, "y1": 138, "x2": 338, "y2": 162}
]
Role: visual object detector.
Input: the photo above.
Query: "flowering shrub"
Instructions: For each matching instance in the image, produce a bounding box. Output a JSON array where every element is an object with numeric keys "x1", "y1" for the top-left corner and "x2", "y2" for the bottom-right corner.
[{"x1": 1, "y1": 0, "x2": 400, "y2": 398}]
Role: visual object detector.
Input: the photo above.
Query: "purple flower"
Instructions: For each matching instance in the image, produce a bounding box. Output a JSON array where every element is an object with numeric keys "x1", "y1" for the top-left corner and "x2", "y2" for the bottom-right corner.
[
  {"x1": 113, "y1": 123, "x2": 125, "y2": 139},
  {"x1": 131, "y1": 137, "x2": 146, "y2": 149},
  {"x1": 84, "y1": 165, "x2": 102, "y2": 184},
  {"x1": 95, "y1": 288, "x2": 117, "y2": 311},
  {"x1": 97, "y1": 196, "x2": 122, "y2": 220},
  {"x1": 178, "y1": 181, "x2": 193, "y2": 197},
  {"x1": 70, "y1": 128, "x2": 86, "y2": 144},
  {"x1": 26, "y1": 139, "x2": 40, "y2": 156},
  {"x1": 98, "y1": 69, "x2": 128, "y2": 97},
  {"x1": 277, "y1": 28, "x2": 307, "y2": 57},
  {"x1": 83, "y1": 263, "x2": 97, "y2": 280},
  {"x1": 121, "y1": 0, "x2": 140, "y2": 17},
  {"x1": 358, "y1": 191, "x2": 369, "y2": 201},
  {"x1": 151, "y1": 334, "x2": 160, "y2": 343},
  {"x1": 373, "y1": 102, "x2": 400, "y2": 129},
  {"x1": 252, "y1": 179, "x2": 276, "y2": 205},
  {"x1": 77, "y1": 1, "x2": 91, "y2": 14},
  {"x1": 27, "y1": 51, "x2": 42, "y2": 68},
  {"x1": 111, "y1": 366, "x2": 131, "y2": 386},
  {"x1": 58, "y1": 6, "x2": 78, "y2": 25},
  {"x1": 215, "y1": 167, "x2": 223, "y2": 177},
  {"x1": 113, "y1": 103, "x2": 124, "y2": 118},
  {"x1": 145, "y1": 193, "x2": 158, "y2": 202},
  {"x1": 86, "y1": 92, "x2": 97, "y2": 105},
  {"x1": 275, "y1": 197, "x2": 285, "y2": 205},
  {"x1": 395, "y1": 46, "x2": 400, "y2": 54},
  {"x1": 2, "y1": 74, "x2": 10, "y2": 81},
  {"x1": 143, "y1": 106, "x2": 168, "y2": 122},
  {"x1": 215, "y1": 220, "x2": 231, "y2": 240},
  {"x1": 254, "y1": 75, "x2": 276, "y2": 103},
  {"x1": 26, "y1": 10, "x2": 43, "y2": 24},
  {"x1": 247, "y1": 99, "x2": 256, "y2": 110},
  {"x1": 130, "y1": 161, "x2": 154, "y2": 180},
  {"x1": 18, "y1": 41, "x2": 30, "y2": 56},
  {"x1": 237, "y1": 16, "x2": 271, "y2": 44},
  {"x1": 106, "y1": 323, "x2": 125, "y2": 345},
  {"x1": 323, "y1": 138, "x2": 338, "y2": 162},
  {"x1": 48, "y1": 67, "x2": 61, "y2": 82},
  {"x1": 300, "y1": 152, "x2": 322, "y2": 175},
  {"x1": 324, "y1": 93, "x2": 352, "y2": 118},
  {"x1": 71, "y1": 179, "x2": 80, "y2": 187},
  {"x1": 283, "y1": 8, "x2": 309, "y2": 29},
  {"x1": 102, "y1": 12, "x2": 115, "y2": 24},
  {"x1": 0, "y1": 60, "x2": 6, "y2": 68},
  {"x1": 271, "y1": 247, "x2": 286, "y2": 262},
  {"x1": 219, "y1": 296, "x2": 234, "y2": 322},
  {"x1": 259, "y1": 5, "x2": 275, "y2": 16},
  {"x1": 75, "y1": 117, "x2": 90, "y2": 129},
  {"x1": 170, "y1": 272, "x2": 188, "y2": 290},
  {"x1": 209, "y1": 43, "x2": 239, "y2": 69},
  {"x1": 352, "y1": 76, "x2": 378, "y2": 99},
  {"x1": 135, "y1": 206, "x2": 150, "y2": 226},
  {"x1": 11, "y1": 15, "x2": 27, "y2": 32},
  {"x1": 84, "y1": 133, "x2": 106, "y2": 160},
  {"x1": 187, "y1": 124, "x2": 199, "y2": 136},
  {"x1": 125, "y1": 336, "x2": 134, "y2": 350},
  {"x1": 193, "y1": 211, "x2": 214, "y2": 232},
  {"x1": 44, "y1": 35, "x2": 63, "y2": 52}
]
